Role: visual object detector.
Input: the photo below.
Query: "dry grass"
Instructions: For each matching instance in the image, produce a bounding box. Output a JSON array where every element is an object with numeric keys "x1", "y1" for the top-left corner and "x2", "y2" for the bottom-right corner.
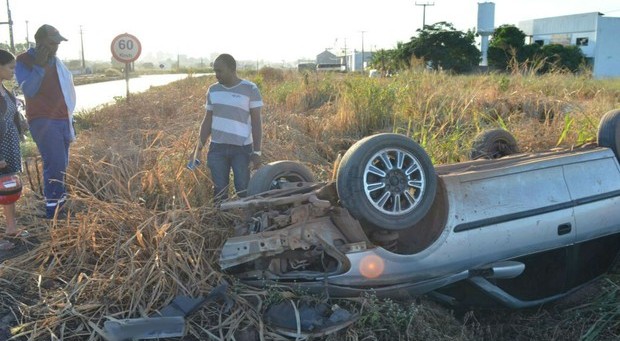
[{"x1": 0, "y1": 70, "x2": 619, "y2": 340}]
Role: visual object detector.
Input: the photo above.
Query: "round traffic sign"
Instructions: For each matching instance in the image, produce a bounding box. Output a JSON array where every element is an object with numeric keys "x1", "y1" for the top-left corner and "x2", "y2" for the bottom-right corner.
[{"x1": 111, "y1": 33, "x2": 142, "y2": 63}]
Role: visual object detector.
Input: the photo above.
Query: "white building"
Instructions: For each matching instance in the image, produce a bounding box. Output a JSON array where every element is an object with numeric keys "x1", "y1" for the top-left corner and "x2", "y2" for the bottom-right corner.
[
  {"x1": 313, "y1": 49, "x2": 373, "y2": 72},
  {"x1": 518, "y1": 12, "x2": 620, "y2": 79},
  {"x1": 342, "y1": 50, "x2": 374, "y2": 72}
]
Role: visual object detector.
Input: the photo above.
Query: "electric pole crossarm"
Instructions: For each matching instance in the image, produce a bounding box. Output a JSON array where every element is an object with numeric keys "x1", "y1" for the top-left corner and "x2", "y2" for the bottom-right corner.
[{"x1": 415, "y1": 1, "x2": 435, "y2": 30}]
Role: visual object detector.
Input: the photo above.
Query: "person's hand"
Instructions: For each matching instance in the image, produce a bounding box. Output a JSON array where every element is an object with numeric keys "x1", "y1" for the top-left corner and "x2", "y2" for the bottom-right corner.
[
  {"x1": 0, "y1": 160, "x2": 6, "y2": 169},
  {"x1": 250, "y1": 152, "x2": 262, "y2": 170},
  {"x1": 187, "y1": 143, "x2": 204, "y2": 171},
  {"x1": 34, "y1": 45, "x2": 51, "y2": 66},
  {"x1": 186, "y1": 158, "x2": 201, "y2": 171}
]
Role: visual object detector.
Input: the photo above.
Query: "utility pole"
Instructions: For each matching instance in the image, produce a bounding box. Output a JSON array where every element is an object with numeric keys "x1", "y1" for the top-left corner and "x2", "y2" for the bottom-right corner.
[
  {"x1": 360, "y1": 30, "x2": 366, "y2": 73},
  {"x1": 343, "y1": 38, "x2": 347, "y2": 72},
  {"x1": 25, "y1": 20, "x2": 29, "y2": 47},
  {"x1": 415, "y1": 1, "x2": 435, "y2": 30},
  {"x1": 0, "y1": 0, "x2": 15, "y2": 52},
  {"x1": 80, "y1": 25, "x2": 85, "y2": 70}
]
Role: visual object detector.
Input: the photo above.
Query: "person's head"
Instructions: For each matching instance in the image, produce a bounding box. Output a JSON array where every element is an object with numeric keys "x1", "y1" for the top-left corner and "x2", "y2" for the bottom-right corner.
[
  {"x1": 0, "y1": 49, "x2": 16, "y2": 82},
  {"x1": 213, "y1": 54, "x2": 237, "y2": 86},
  {"x1": 34, "y1": 24, "x2": 67, "y2": 57}
]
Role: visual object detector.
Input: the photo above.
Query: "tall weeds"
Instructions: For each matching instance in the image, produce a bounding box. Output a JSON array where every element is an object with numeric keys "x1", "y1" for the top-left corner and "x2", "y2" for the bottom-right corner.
[{"x1": 1, "y1": 70, "x2": 619, "y2": 340}]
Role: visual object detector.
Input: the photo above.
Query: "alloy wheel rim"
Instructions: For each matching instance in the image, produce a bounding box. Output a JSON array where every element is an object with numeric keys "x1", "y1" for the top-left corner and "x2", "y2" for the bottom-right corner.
[{"x1": 363, "y1": 148, "x2": 426, "y2": 215}]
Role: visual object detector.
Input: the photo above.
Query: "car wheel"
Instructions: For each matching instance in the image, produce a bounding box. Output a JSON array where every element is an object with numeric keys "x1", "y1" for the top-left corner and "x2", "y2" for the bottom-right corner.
[
  {"x1": 469, "y1": 128, "x2": 519, "y2": 160},
  {"x1": 336, "y1": 133, "x2": 437, "y2": 231},
  {"x1": 597, "y1": 108, "x2": 620, "y2": 162},
  {"x1": 247, "y1": 161, "x2": 316, "y2": 196}
]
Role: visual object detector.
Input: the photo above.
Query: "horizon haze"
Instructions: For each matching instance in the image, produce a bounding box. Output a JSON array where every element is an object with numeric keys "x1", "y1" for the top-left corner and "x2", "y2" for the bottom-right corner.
[{"x1": 2, "y1": 0, "x2": 619, "y2": 66}]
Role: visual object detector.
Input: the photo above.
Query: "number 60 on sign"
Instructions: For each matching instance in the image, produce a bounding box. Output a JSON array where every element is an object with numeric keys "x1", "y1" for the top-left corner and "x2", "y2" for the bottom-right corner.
[{"x1": 111, "y1": 33, "x2": 142, "y2": 63}]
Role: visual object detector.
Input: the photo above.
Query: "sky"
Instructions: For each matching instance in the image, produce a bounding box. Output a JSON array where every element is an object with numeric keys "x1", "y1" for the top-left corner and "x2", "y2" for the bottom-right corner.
[{"x1": 2, "y1": 0, "x2": 620, "y2": 65}]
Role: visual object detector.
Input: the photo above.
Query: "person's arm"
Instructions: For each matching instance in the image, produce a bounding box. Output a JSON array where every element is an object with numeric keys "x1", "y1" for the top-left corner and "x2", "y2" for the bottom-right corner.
[
  {"x1": 15, "y1": 47, "x2": 52, "y2": 98},
  {"x1": 250, "y1": 107, "x2": 262, "y2": 153},
  {"x1": 15, "y1": 60, "x2": 45, "y2": 98},
  {"x1": 248, "y1": 107, "x2": 263, "y2": 170},
  {"x1": 192, "y1": 110, "x2": 213, "y2": 161}
]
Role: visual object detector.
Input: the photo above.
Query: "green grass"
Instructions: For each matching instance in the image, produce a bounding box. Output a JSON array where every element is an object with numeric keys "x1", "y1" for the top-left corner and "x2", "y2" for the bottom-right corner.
[{"x1": 19, "y1": 134, "x2": 38, "y2": 158}]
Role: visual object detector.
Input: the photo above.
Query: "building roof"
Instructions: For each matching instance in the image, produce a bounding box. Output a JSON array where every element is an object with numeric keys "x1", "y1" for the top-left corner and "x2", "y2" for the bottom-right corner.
[{"x1": 518, "y1": 12, "x2": 605, "y2": 35}]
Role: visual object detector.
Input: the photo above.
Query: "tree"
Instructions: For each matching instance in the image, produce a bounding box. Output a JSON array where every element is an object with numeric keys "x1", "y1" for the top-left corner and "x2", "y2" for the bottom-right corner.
[
  {"x1": 366, "y1": 22, "x2": 481, "y2": 74},
  {"x1": 409, "y1": 22, "x2": 481, "y2": 73},
  {"x1": 486, "y1": 25, "x2": 586, "y2": 74},
  {"x1": 490, "y1": 25, "x2": 526, "y2": 50},
  {"x1": 369, "y1": 48, "x2": 407, "y2": 75},
  {"x1": 487, "y1": 25, "x2": 526, "y2": 70},
  {"x1": 0, "y1": 42, "x2": 30, "y2": 55},
  {"x1": 538, "y1": 44, "x2": 586, "y2": 73}
]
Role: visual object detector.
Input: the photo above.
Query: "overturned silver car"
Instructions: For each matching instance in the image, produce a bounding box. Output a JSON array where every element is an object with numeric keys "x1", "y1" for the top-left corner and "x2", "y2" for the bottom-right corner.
[{"x1": 219, "y1": 109, "x2": 620, "y2": 309}]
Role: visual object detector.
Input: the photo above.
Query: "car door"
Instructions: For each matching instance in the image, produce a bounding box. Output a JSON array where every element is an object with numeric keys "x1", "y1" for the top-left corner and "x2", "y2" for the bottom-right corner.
[
  {"x1": 450, "y1": 159, "x2": 576, "y2": 263},
  {"x1": 442, "y1": 155, "x2": 577, "y2": 304},
  {"x1": 562, "y1": 149, "x2": 620, "y2": 289}
]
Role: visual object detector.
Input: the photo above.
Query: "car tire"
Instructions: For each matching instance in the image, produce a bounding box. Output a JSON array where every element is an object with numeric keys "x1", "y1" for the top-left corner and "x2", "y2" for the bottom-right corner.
[
  {"x1": 336, "y1": 133, "x2": 437, "y2": 231},
  {"x1": 597, "y1": 108, "x2": 620, "y2": 162},
  {"x1": 247, "y1": 161, "x2": 316, "y2": 196},
  {"x1": 469, "y1": 128, "x2": 519, "y2": 160}
]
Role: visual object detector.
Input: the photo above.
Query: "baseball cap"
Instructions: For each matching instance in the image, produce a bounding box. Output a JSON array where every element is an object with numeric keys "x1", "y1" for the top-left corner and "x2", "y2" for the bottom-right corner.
[{"x1": 34, "y1": 24, "x2": 68, "y2": 43}]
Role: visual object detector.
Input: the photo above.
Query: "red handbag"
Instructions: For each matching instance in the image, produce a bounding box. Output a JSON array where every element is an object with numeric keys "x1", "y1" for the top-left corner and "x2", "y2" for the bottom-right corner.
[{"x1": 0, "y1": 173, "x2": 22, "y2": 205}]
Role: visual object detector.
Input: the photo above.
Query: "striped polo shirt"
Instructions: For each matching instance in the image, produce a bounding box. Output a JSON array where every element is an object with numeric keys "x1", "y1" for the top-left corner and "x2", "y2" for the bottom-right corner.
[{"x1": 206, "y1": 80, "x2": 263, "y2": 146}]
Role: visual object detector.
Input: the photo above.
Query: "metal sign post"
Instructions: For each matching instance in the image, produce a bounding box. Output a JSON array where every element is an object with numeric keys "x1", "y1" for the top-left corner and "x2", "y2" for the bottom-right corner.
[
  {"x1": 125, "y1": 63, "x2": 130, "y2": 100},
  {"x1": 110, "y1": 33, "x2": 142, "y2": 103}
]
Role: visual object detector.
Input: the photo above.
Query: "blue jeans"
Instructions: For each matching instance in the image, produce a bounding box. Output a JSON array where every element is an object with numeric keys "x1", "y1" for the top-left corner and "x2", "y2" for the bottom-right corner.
[
  {"x1": 29, "y1": 118, "x2": 72, "y2": 218},
  {"x1": 207, "y1": 142, "x2": 252, "y2": 201}
]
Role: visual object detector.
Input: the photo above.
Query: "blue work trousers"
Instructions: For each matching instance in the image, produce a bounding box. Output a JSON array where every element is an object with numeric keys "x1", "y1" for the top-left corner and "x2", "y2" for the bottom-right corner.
[
  {"x1": 29, "y1": 118, "x2": 72, "y2": 218},
  {"x1": 207, "y1": 142, "x2": 252, "y2": 201}
]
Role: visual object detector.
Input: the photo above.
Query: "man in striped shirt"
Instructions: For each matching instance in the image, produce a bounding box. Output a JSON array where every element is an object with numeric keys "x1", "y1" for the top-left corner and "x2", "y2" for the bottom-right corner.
[{"x1": 191, "y1": 54, "x2": 263, "y2": 202}]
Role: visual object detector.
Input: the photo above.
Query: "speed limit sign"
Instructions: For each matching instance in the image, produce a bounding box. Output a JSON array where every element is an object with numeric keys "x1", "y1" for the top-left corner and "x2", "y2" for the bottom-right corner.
[{"x1": 111, "y1": 33, "x2": 142, "y2": 63}]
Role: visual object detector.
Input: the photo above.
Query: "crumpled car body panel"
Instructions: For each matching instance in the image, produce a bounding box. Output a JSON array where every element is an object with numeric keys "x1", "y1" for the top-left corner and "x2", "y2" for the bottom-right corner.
[{"x1": 220, "y1": 145, "x2": 620, "y2": 308}]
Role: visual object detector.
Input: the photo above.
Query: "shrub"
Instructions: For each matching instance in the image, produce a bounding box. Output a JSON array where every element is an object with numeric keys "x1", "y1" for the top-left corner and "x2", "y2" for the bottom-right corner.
[{"x1": 104, "y1": 68, "x2": 123, "y2": 77}]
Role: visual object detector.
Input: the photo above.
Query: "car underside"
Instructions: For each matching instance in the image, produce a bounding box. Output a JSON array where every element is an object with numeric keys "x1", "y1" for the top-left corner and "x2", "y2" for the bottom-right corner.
[{"x1": 218, "y1": 109, "x2": 620, "y2": 308}]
